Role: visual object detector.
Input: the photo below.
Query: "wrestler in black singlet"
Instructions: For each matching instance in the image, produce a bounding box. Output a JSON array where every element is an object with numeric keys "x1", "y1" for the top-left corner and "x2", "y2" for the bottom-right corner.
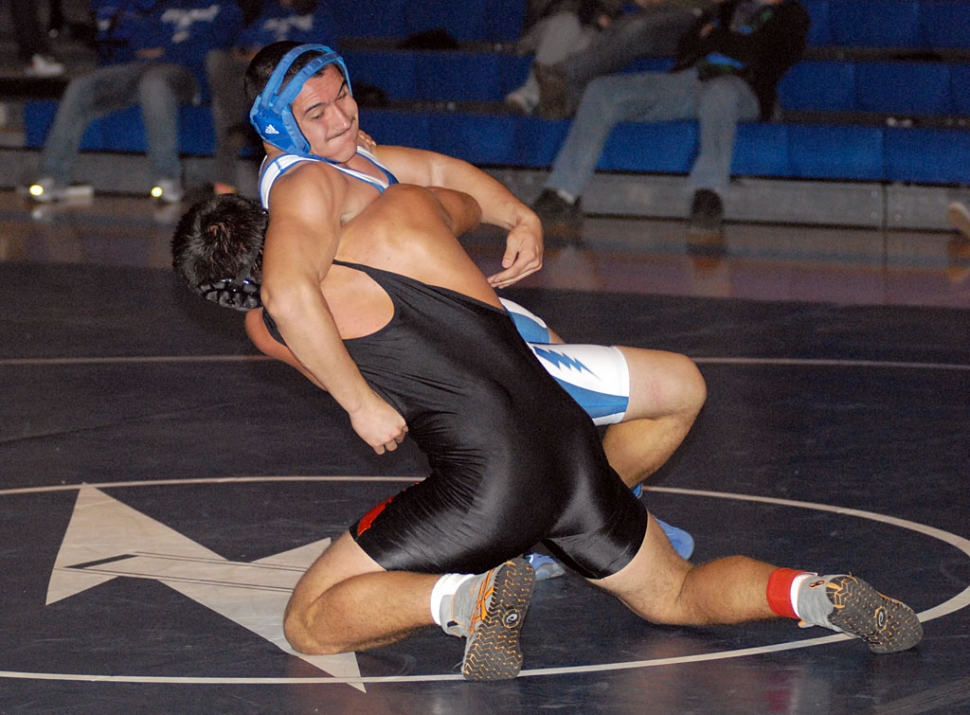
[{"x1": 264, "y1": 261, "x2": 647, "y2": 579}]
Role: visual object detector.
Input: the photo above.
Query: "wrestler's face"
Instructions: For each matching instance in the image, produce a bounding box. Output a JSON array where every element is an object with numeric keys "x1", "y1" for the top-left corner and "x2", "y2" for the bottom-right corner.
[{"x1": 290, "y1": 64, "x2": 359, "y2": 163}]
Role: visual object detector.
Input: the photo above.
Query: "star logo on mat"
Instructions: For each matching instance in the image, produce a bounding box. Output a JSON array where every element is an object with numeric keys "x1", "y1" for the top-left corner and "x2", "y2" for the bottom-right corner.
[{"x1": 47, "y1": 486, "x2": 365, "y2": 692}]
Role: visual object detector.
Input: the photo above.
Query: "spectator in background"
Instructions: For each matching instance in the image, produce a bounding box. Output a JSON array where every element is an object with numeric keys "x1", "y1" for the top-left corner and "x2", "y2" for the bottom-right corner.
[
  {"x1": 532, "y1": 0, "x2": 809, "y2": 236},
  {"x1": 533, "y1": 0, "x2": 713, "y2": 120},
  {"x1": 505, "y1": 0, "x2": 625, "y2": 115},
  {"x1": 206, "y1": 0, "x2": 336, "y2": 195},
  {"x1": 9, "y1": 0, "x2": 65, "y2": 77},
  {"x1": 27, "y1": 0, "x2": 244, "y2": 205}
]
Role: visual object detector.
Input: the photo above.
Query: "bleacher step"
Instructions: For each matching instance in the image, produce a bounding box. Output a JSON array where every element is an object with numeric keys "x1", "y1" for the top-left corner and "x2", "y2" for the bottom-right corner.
[{"x1": 0, "y1": 147, "x2": 961, "y2": 232}]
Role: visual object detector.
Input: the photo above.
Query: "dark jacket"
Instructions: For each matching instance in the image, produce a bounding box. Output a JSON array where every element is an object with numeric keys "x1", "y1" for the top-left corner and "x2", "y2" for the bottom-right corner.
[
  {"x1": 672, "y1": 0, "x2": 810, "y2": 120},
  {"x1": 521, "y1": 0, "x2": 625, "y2": 36}
]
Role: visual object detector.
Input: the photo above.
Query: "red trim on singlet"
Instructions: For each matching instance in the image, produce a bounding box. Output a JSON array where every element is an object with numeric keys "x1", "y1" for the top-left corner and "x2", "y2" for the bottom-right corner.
[{"x1": 356, "y1": 495, "x2": 396, "y2": 537}]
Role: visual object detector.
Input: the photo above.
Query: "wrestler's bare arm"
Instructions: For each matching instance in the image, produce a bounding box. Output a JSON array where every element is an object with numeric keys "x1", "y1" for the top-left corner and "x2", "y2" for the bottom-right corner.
[
  {"x1": 426, "y1": 186, "x2": 483, "y2": 237},
  {"x1": 373, "y1": 144, "x2": 544, "y2": 289},
  {"x1": 261, "y1": 162, "x2": 408, "y2": 454}
]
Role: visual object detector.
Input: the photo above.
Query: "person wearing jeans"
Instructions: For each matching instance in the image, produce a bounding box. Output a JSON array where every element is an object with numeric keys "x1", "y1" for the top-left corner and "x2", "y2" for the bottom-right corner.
[
  {"x1": 532, "y1": 0, "x2": 809, "y2": 236},
  {"x1": 28, "y1": 0, "x2": 243, "y2": 205},
  {"x1": 534, "y1": 0, "x2": 708, "y2": 120}
]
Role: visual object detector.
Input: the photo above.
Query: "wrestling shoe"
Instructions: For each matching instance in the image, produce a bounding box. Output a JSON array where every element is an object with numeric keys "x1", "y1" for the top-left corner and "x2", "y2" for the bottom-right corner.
[
  {"x1": 631, "y1": 484, "x2": 696, "y2": 560},
  {"x1": 446, "y1": 559, "x2": 536, "y2": 681},
  {"x1": 797, "y1": 574, "x2": 922, "y2": 653},
  {"x1": 656, "y1": 518, "x2": 694, "y2": 561}
]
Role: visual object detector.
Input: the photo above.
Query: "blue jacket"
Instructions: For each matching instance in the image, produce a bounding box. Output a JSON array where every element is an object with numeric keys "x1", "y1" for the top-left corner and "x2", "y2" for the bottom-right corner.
[
  {"x1": 93, "y1": 1, "x2": 245, "y2": 89},
  {"x1": 236, "y1": 1, "x2": 336, "y2": 50}
]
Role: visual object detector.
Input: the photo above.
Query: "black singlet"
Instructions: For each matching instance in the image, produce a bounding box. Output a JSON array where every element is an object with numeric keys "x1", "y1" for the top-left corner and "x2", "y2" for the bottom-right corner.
[{"x1": 264, "y1": 262, "x2": 647, "y2": 578}]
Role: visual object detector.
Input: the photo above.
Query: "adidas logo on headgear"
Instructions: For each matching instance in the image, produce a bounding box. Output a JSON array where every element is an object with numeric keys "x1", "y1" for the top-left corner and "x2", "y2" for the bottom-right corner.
[{"x1": 265, "y1": 124, "x2": 280, "y2": 135}]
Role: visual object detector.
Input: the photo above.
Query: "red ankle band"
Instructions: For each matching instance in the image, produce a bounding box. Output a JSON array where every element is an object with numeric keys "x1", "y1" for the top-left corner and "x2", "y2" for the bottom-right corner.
[{"x1": 766, "y1": 568, "x2": 806, "y2": 619}]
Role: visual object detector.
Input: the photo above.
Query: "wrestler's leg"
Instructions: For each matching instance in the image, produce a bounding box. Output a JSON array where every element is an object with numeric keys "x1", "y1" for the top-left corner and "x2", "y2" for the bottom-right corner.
[
  {"x1": 283, "y1": 530, "x2": 438, "y2": 655},
  {"x1": 602, "y1": 348, "x2": 706, "y2": 488},
  {"x1": 593, "y1": 514, "x2": 775, "y2": 625},
  {"x1": 590, "y1": 515, "x2": 922, "y2": 653}
]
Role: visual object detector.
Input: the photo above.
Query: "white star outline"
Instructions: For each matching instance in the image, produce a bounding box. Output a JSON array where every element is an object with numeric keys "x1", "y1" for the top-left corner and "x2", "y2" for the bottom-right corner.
[
  {"x1": 48, "y1": 486, "x2": 367, "y2": 692},
  {"x1": 29, "y1": 478, "x2": 970, "y2": 686}
]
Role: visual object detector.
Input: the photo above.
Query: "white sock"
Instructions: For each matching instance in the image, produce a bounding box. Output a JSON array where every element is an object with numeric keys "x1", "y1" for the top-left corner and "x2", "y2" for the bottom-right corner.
[
  {"x1": 789, "y1": 572, "x2": 816, "y2": 620},
  {"x1": 555, "y1": 188, "x2": 577, "y2": 205},
  {"x1": 430, "y1": 573, "x2": 475, "y2": 626}
]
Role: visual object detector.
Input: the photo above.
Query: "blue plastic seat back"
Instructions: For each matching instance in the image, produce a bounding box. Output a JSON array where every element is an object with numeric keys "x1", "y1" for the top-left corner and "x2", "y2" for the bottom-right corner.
[{"x1": 829, "y1": 0, "x2": 920, "y2": 47}]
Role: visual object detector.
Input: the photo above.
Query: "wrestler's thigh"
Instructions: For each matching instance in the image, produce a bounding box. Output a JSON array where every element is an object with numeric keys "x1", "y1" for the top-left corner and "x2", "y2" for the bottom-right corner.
[
  {"x1": 590, "y1": 513, "x2": 692, "y2": 622},
  {"x1": 617, "y1": 347, "x2": 705, "y2": 421},
  {"x1": 287, "y1": 531, "x2": 385, "y2": 615}
]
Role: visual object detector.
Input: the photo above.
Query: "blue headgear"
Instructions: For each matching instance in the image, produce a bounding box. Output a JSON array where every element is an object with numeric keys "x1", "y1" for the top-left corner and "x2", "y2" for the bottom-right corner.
[{"x1": 249, "y1": 44, "x2": 352, "y2": 157}]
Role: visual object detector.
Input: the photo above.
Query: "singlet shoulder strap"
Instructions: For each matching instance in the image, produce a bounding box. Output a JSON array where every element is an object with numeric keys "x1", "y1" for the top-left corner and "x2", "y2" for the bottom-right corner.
[{"x1": 259, "y1": 147, "x2": 400, "y2": 209}]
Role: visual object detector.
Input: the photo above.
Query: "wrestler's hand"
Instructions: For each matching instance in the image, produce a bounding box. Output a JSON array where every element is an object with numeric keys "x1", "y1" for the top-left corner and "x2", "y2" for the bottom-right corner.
[
  {"x1": 348, "y1": 391, "x2": 409, "y2": 455},
  {"x1": 487, "y1": 219, "x2": 544, "y2": 289}
]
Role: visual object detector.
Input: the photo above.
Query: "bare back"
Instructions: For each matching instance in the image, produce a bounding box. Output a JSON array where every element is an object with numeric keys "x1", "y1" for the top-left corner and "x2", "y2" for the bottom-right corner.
[{"x1": 323, "y1": 184, "x2": 503, "y2": 338}]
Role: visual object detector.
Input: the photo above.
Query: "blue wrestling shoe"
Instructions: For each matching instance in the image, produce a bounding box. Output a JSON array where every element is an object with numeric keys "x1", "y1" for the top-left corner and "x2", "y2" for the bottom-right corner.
[
  {"x1": 655, "y1": 518, "x2": 695, "y2": 561},
  {"x1": 632, "y1": 483, "x2": 695, "y2": 560},
  {"x1": 525, "y1": 553, "x2": 566, "y2": 580}
]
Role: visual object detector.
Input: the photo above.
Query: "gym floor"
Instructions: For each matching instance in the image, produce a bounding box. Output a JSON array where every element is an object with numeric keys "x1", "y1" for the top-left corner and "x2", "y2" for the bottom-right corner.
[{"x1": 1, "y1": 189, "x2": 968, "y2": 714}]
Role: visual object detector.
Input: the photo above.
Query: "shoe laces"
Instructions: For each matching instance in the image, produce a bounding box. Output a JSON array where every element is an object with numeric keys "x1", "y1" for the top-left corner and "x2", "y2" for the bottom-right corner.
[{"x1": 470, "y1": 572, "x2": 497, "y2": 633}]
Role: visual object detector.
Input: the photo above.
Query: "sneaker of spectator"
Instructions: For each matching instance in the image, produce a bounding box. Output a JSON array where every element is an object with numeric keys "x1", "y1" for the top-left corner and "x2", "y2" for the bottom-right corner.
[
  {"x1": 27, "y1": 177, "x2": 93, "y2": 203},
  {"x1": 947, "y1": 201, "x2": 970, "y2": 240},
  {"x1": 505, "y1": 87, "x2": 538, "y2": 115},
  {"x1": 151, "y1": 178, "x2": 185, "y2": 204},
  {"x1": 25, "y1": 53, "x2": 65, "y2": 77},
  {"x1": 687, "y1": 189, "x2": 724, "y2": 235}
]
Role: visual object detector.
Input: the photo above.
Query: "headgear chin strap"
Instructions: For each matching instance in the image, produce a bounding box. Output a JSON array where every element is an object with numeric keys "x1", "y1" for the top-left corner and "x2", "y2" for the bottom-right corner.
[{"x1": 249, "y1": 44, "x2": 352, "y2": 157}]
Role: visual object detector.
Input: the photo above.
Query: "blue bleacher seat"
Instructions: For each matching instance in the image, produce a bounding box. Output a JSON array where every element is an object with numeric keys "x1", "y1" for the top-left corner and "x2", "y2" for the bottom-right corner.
[
  {"x1": 98, "y1": 107, "x2": 146, "y2": 153},
  {"x1": 359, "y1": 108, "x2": 432, "y2": 150},
  {"x1": 428, "y1": 113, "x2": 519, "y2": 165},
  {"x1": 599, "y1": 122, "x2": 697, "y2": 174},
  {"x1": 400, "y1": 0, "x2": 528, "y2": 43},
  {"x1": 828, "y1": 0, "x2": 921, "y2": 48},
  {"x1": 855, "y1": 62, "x2": 954, "y2": 115},
  {"x1": 733, "y1": 123, "x2": 791, "y2": 177},
  {"x1": 788, "y1": 124, "x2": 885, "y2": 180},
  {"x1": 342, "y1": 50, "x2": 419, "y2": 101},
  {"x1": 778, "y1": 60, "x2": 857, "y2": 111},
  {"x1": 482, "y1": 0, "x2": 528, "y2": 43},
  {"x1": 415, "y1": 52, "x2": 505, "y2": 102},
  {"x1": 405, "y1": 0, "x2": 487, "y2": 42},
  {"x1": 331, "y1": 0, "x2": 408, "y2": 40},
  {"x1": 920, "y1": 0, "x2": 970, "y2": 50},
  {"x1": 498, "y1": 55, "x2": 536, "y2": 97},
  {"x1": 951, "y1": 65, "x2": 970, "y2": 115},
  {"x1": 513, "y1": 117, "x2": 572, "y2": 167},
  {"x1": 177, "y1": 106, "x2": 218, "y2": 156},
  {"x1": 885, "y1": 127, "x2": 970, "y2": 184},
  {"x1": 800, "y1": 0, "x2": 834, "y2": 47}
]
